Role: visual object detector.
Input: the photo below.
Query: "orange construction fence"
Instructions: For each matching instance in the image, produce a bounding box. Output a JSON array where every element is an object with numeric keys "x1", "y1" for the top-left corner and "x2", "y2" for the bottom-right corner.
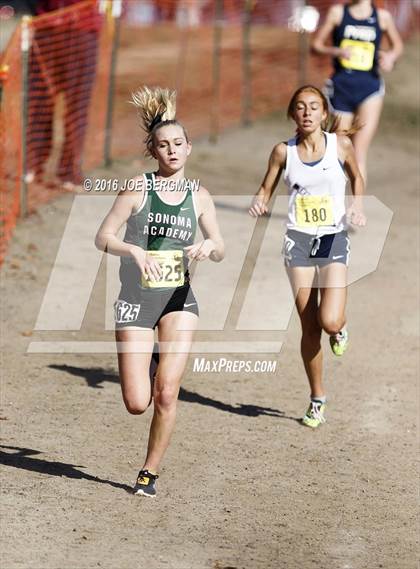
[
  {"x1": 112, "y1": 0, "x2": 419, "y2": 158},
  {"x1": 0, "y1": 0, "x2": 117, "y2": 262},
  {"x1": 0, "y1": 0, "x2": 418, "y2": 262}
]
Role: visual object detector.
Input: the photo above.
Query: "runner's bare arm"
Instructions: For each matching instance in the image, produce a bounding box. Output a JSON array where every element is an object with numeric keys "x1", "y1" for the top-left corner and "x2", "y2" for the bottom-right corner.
[
  {"x1": 337, "y1": 135, "x2": 364, "y2": 197},
  {"x1": 184, "y1": 187, "x2": 225, "y2": 262},
  {"x1": 249, "y1": 142, "x2": 286, "y2": 216},
  {"x1": 95, "y1": 180, "x2": 162, "y2": 280},
  {"x1": 94, "y1": 182, "x2": 144, "y2": 256},
  {"x1": 311, "y1": 5, "x2": 346, "y2": 57},
  {"x1": 378, "y1": 9, "x2": 404, "y2": 72},
  {"x1": 338, "y1": 135, "x2": 366, "y2": 226}
]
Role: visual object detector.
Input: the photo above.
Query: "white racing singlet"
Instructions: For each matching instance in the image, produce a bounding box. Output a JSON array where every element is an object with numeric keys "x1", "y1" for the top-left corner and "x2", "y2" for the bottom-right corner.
[{"x1": 284, "y1": 132, "x2": 348, "y2": 236}]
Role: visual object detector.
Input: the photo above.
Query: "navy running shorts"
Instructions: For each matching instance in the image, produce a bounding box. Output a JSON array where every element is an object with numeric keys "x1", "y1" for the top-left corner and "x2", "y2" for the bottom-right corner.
[
  {"x1": 114, "y1": 283, "x2": 199, "y2": 330},
  {"x1": 283, "y1": 229, "x2": 350, "y2": 268},
  {"x1": 325, "y1": 72, "x2": 385, "y2": 114}
]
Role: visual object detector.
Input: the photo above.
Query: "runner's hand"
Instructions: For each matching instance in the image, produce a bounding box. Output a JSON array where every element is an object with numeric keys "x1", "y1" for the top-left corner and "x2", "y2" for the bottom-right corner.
[
  {"x1": 131, "y1": 247, "x2": 163, "y2": 282},
  {"x1": 347, "y1": 202, "x2": 367, "y2": 227},
  {"x1": 184, "y1": 239, "x2": 215, "y2": 261},
  {"x1": 378, "y1": 50, "x2": 395, "y2": 72},
  {"x1": 249, "y1": 196, "x2": 268, "y2": 217},
  {"x1": 335, "y1": 46, "x2": 352, "y2": 60}
]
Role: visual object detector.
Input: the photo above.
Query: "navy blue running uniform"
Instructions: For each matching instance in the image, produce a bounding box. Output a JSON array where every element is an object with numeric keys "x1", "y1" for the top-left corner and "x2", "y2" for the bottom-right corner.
[{"x1": 325, "y1": 3, "x2": 384, "y2": 114}]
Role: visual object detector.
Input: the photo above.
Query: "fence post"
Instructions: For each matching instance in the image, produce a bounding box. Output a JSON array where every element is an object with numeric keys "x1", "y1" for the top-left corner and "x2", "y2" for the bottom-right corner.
[
  {"x1": 103, "y1": 0, "x2": 122, "y2": 168},
  {"x1": 0, "y1": 64, "x2": 9, "y2": 107},
  {"x1": 209, "y1": 0, "x2": 223, "y2": 144},
  {"x1": 298, "y1": 0, "x2": 308, "y2": 86},
  {"x1": 176, "y1": 19, "x2": 190, "y2": 97},
  {"x1": 20, "y1": 15, "x2": 31, "y2": 218},
  {"x1": 242, "y1": 0, "x2": 252, "y2": 126}
]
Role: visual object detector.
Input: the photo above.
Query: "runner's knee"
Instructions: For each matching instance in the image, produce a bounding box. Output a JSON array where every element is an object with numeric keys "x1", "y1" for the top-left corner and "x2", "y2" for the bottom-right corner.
[
  {"x1": 123, "y1": 393, "x2": 151, "y2": 415},
  {"x1": 319, "y1": 314, "x2": 345, "y2": 335},
  {"x1": 154, "y1": 380, "x2": 179, "y2": 411}
]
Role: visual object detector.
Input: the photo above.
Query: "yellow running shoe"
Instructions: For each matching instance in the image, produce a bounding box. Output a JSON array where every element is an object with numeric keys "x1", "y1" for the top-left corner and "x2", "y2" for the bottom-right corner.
[
  {"x1": 329, "y1": 329, "x2": 349, "y2": 356},
  {"x1": 302, "y1": 400, "x2": 326, "y2": 429}
]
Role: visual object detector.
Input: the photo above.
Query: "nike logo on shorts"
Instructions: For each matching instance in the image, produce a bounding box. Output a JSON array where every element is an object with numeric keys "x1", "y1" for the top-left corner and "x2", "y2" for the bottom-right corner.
[
  {"x1": 332, "y1": 255, "x2": 344, "y2": 260},
  {"x1": 184, "y1": 302, "x2": 196, "y2": 307}
]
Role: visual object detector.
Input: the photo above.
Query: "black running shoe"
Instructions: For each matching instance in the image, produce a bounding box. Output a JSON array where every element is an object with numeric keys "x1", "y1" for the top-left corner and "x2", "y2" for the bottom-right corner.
[{"x1": 133, "y1": 469, "x2": 159, "y2": 497}]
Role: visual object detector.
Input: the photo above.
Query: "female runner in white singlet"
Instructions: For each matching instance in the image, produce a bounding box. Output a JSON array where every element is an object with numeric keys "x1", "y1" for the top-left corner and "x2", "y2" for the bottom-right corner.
[{"x1": 249, "y1": 85, "x2": 366, "y2": 428}]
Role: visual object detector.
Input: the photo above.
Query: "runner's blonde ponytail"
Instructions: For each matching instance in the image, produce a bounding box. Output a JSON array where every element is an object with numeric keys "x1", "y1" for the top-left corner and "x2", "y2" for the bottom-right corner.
[{"x1": 131, "y1": 86, "x2": 186, "y2": 157}]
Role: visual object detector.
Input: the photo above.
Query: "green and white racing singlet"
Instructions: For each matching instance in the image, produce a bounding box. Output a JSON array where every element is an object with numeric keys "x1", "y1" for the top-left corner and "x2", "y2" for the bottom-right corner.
[{"x1": 120, "y1": 172, "x2": 198, "y2": 291}]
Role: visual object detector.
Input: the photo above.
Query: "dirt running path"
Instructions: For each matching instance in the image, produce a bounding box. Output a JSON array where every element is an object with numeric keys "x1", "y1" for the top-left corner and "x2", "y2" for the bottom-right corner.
[{"x1": 1, "y1": 41, "x2": 419, "y2": 569}]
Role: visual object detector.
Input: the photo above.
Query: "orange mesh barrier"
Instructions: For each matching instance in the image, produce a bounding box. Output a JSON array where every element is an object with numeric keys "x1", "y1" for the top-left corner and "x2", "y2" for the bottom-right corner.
[
  {"x1": 0, "y1": 26, "x2": 22, "y2": 262},
  {"x1": 112, "y1": 23, "x2": 314, "y2": 157},
  {"x1": 0, "y1": 0, "x2": 116, "y2": 262},
  {"x1": 1, "y1": 0, "x2": 418, "y2": 261},
  {"x1": 113, "y1": 0, "x2": 418, "y2": 158}
]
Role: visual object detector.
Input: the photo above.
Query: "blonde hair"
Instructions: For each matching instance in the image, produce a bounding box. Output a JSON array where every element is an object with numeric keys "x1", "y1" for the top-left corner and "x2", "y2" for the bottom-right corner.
[
  {"x1": 287, "y1": 85, "x2": 361, "y2": 136},
  {"x1": 131, "y1": 86, "x2": 188, "y2": 157}
]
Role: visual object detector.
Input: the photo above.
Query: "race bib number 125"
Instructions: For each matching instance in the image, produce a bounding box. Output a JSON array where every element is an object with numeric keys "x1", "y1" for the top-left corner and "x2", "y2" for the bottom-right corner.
[
  {"x1": 141, "y1": 250, "x2": 184, "y2": 288},
  {"x1": 114, "y1": 300, "x2": 141, "y2": 324}
]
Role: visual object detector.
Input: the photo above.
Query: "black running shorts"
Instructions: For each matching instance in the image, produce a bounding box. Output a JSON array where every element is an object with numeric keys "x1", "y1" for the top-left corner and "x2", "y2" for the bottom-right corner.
[{"x1": 114, "y1": 284, "x2": 199, "y2": 330}]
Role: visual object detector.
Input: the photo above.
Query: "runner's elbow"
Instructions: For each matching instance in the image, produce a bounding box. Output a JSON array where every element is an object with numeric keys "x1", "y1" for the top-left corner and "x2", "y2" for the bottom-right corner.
[
  {"x1": 95, "y1": 232, "x2": 107, "y2": 252},
  {"x1": 210, "y1": 241, "x2": 225, "y2": 262},
  {"x1": 310, "y1": 39, "x2": 323, "y2": 55}
]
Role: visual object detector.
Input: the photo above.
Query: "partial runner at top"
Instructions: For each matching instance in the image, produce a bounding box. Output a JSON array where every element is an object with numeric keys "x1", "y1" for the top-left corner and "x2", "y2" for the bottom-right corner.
[{"x1": 311, "y1": 0, "x2": 403, "y2": 182}]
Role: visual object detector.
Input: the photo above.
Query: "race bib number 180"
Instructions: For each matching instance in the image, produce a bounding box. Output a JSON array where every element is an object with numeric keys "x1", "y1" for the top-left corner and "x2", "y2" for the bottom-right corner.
[
  {"x1": 339, "y1": 39, "x2": 375, "y2": 71},
  {"x1": 295, "y1": 195, "x2": 334, "y2": 227},
  {"x1": 141, "y1": 250, "x2": 184, "y2": 288}
]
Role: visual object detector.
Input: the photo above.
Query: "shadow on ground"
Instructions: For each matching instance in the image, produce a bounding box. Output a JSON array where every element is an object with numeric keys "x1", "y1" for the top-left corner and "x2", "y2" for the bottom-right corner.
[
  {"x1": 0, "y1": 445, "x2": 132, "y2": 492},
  {"x1": 49, "y1": 364, "x2": 300, "y2": 421}
]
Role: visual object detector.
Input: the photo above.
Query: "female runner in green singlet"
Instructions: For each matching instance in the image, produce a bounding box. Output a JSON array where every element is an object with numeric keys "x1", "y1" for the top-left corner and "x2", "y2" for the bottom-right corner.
[{"x1": 95, "y1": 87, "x2": 225, "y2": 497}]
